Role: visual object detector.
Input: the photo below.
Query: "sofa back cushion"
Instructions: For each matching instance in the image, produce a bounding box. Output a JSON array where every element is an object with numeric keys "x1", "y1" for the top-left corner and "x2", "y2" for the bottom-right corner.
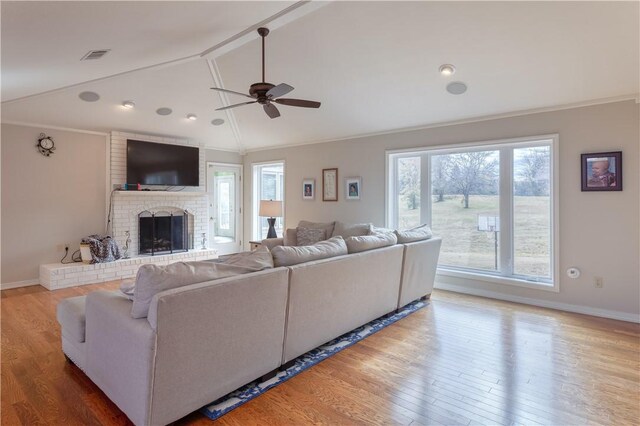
[
  {"x1": 283, "y1": 228, "x2": 298, "y2": 246},
  {"x1": 345, "y1": 232, "x2": 397, "y2": 254},
  {"x1": 271, "y1": 236, "x2": 347, "y2": 267},
  {"x1": 395, "y1": 224, "x2": 433, "y2": 243},
  {"x1": 131, "y1": 247, "x2": 273, "y2": 318},
  {"x1": 297, "y1": 220, "x2": 336, "y2": 240},
  {"x1": 331, "y1": 221, "x2": 373, "y2": 238}
]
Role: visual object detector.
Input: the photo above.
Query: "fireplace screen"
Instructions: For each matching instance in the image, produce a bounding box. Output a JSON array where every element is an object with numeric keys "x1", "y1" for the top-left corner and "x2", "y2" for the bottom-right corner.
[{"x1": 138, "y1": 210, "x2": 188, "y2": 255}]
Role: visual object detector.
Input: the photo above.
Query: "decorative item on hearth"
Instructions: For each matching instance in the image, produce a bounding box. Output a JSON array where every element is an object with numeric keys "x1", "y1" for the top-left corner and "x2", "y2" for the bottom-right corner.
[
  {"x1": 122, "y1": 230, "x2": 131, "y2": 259},
  {"x1": 36, "y1": 133, "x2": 55, "y2": 157},
  {"x1": 201, "y1": 232, "x2": 207, "y2": 250},
  {"x1": 80, "y1": 235, "x2": 122, "y2": 264},
  {"x1": 259, "y1": 199, "x2": 283, "y2": 238}
]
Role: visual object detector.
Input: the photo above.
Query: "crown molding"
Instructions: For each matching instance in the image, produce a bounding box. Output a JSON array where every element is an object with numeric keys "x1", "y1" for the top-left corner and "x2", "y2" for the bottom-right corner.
[{"x1": 1, "y1": 120, "x2": 110, "y2": 136}]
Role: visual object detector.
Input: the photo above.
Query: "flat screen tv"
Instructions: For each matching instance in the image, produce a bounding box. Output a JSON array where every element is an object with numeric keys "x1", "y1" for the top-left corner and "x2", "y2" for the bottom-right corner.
[{"x1": 127, "y1": 140, "x2": 199, "y2": 187}]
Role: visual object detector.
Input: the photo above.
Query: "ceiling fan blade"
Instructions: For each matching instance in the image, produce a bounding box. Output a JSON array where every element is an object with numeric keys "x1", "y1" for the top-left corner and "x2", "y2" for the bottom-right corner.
[
  {"x1": 216, "y1": 101, "x2": 257, "y2": 111},
  {"x1": 263, "y1": 103, "x2": 281, "y2": 119},
  {"x1": 266, "y1": 83, "x2": 294, "y2": 99},
  {"x1": 274, "y1": 98, "x2": 321, "y2": 108},
  {"x1": 210, "y1": 87, "x2": 254, "y2": 99}
]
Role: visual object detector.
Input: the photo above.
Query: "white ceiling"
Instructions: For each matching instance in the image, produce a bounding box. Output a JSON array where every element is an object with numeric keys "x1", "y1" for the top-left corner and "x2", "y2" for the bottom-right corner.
[{"x1": 2, "y1": 1, "x2": 638, "y2": 152}]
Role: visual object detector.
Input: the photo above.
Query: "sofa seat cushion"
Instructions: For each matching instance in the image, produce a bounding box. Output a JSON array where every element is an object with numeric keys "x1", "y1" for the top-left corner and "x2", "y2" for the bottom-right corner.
[
  {"x1": 345, "y1": 232, "x2": 398, "y2": 254},
  {"x1": 395, "y1": 224, "x2": 433, "y2": 243},
  {"x1": 297, "y1": 221, "x2": 336, "y2": 240},
  {"x1": 56, "y1": 295, "x2": 87, "y2": 343},
  {"x1": 331, "y1": 221, "x2": 373, "y2": 238},
  {"x1": 296, "y1": 227, "x2": 326, "y2": 246},
  {"x1": 271, "y1": 236, "x2": 347, "y2": 267},
  {"x1": 132, "y1": 247, "x2": 273, "y2": 319}
]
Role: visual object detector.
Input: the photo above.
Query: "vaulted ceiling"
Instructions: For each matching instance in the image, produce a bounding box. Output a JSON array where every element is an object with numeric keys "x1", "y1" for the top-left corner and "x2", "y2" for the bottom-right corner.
[{"x1": 2, "y1": 1, "x2": 638, "y2": 152}]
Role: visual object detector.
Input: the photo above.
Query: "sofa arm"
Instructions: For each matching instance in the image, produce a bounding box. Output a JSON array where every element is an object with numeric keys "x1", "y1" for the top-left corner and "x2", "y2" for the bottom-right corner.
[
  {"x1": 84, "y1": 291, "x2": 157, "y2": 426},
  {"x1": 261, "y1": 237, "x2": 283, "y2": 250},
  {"x1": 398, "y1": 237, "x2": 442, "y2": 308}
]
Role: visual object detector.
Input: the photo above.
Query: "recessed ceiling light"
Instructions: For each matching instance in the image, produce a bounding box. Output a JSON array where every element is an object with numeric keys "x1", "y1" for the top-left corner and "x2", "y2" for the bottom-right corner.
[
  {"x1": 122, "y1": 100, "x2": 135, "y2": 109},
  {"x1": 211, "y1": 119, "x2": 225, "y2": 126},
  {"x1": 439, "y1": 64, "x2": 456, "y2": 76},
  {"x1": 156, "y1": 107, "x2": 172, "y2": 116},
  {"x1": 446, "y1": 81, "x2": 467, "y2": 95},
  {"x1": 79, "y1": 91, "x2": 100, "y2": 102},
  {"x1": 187, "y1": 114, "x2": 197, "y2": 121}
]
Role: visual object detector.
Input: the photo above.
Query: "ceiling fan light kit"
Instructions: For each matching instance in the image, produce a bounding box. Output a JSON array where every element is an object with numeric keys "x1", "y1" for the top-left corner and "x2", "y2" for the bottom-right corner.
[{"x1": 211, "y1": 27, "x2": 321, "y2": 119}]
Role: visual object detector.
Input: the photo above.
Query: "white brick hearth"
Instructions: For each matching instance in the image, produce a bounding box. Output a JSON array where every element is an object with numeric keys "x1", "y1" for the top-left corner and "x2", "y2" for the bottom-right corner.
[{"x1": 40, "y1": 249, "x2": 217, "y2": 290}]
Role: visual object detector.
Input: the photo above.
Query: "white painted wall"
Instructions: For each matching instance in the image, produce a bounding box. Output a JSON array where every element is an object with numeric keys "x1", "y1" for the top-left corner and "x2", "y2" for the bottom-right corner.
[
  {"x1": 1, "y1": 124, "x2": 108, "y2": 285},
  {"x1": 244, "y1": 100, "x2": 640, "y2": 320}
]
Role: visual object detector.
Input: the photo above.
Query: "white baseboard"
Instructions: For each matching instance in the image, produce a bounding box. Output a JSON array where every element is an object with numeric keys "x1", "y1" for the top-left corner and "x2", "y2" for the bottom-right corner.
[
  {"x1": 435, "y1": 282, "x2": 640, "y2": 324},
  {"x1": 1, "y1": 279, "x2": 40, "y2": 291}
]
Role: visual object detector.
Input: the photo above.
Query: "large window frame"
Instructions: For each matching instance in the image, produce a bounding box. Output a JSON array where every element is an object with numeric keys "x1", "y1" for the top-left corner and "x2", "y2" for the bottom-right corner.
[
  {"x1": 252, "y1": 160, "x2": 286, "y2": 241},
  {"x1": 386, "y1": 134, "x2": 559, "y2": 292}
]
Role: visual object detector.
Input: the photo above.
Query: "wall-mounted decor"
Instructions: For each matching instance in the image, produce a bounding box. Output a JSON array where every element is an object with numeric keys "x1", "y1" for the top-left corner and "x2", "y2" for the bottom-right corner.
[
  {"x1": 581, "y1": 151, "x2": 622, "y2": 191},
  {"x1": 322, "y1": 168, "x2": 338, "y2": 201},
  {"x1": 345, "y1": 177, "x2": 362, "y2": 200},
  {"x1": 302, "y1": 179, "x2": 315, "y2": 200},
  {"x1": 36, "y1": 133, "x2": 55, "y2": 157}
]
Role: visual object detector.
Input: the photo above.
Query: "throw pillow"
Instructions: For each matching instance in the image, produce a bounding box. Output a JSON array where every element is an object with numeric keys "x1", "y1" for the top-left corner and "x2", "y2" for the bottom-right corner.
[
  {"x1": 331, "y1": 221, "x2": 373, "y2": 238},
  {"x1": 395, "y1": 224, "x2": 433, "y2": 243},
  {"x1": 345, "y1": 232, "x2": 398, "y2": 254},
  {"x1": 297, "y1": 220, "x2": 336, "y2": 240},
  {"x1": 131, "y1": 250, "x2": 272, "y2": 319},
  {"x1": 296, "y1": 227, "x2": 326, "y2": 246},
  {"x1": 271, "y1": 236, "x2": 348, "y2": 267}
]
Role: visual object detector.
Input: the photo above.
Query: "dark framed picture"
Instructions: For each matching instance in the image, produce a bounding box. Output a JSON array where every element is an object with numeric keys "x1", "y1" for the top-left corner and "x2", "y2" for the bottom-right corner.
[
  {"x1": 322, "y1": 168, "x2": 338, "y2": 201},
  {"x1": 581, "y1": 151, "x2": 622, "y2": 191}
]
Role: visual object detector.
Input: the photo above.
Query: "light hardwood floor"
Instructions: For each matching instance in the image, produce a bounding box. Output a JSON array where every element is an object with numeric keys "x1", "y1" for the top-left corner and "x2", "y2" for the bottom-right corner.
[{"x1": 2, "y1": 282, "x2": 639, "y2": 425}]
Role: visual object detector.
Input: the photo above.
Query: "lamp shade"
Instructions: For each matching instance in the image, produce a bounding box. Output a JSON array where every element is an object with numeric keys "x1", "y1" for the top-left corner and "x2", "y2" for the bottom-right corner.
[{"x1": 259, "y1": 200, "x2": 282, "y2": 217}]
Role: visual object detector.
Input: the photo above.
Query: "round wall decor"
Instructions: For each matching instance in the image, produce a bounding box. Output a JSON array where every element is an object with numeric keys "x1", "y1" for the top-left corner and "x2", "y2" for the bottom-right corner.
[{"x1": 37, "y1": 133, "x2": 55, "y2": 157}]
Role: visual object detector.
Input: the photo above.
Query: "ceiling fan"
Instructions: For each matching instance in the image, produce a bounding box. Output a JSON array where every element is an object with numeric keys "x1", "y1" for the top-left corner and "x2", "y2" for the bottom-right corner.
[{"x1": 211, "y1": 27, "x2": 321, "y2": 119}]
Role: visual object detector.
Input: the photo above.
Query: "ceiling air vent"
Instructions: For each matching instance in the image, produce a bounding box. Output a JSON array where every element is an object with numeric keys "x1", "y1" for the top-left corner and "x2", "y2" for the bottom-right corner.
[{"x1": 81, "y1": 49, "x2": 110, "y2": 61}]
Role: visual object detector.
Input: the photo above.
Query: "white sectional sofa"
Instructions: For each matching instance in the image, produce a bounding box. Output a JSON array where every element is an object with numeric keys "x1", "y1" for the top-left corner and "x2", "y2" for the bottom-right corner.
[{"x1": 57, "y1": 221, "x2": 441, "y2": 426}]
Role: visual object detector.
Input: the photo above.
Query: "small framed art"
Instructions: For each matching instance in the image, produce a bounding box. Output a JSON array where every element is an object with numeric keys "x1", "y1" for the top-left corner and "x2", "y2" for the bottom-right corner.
[
  {"x1": 345, "y1": 177, "x2": 361, "y2": 200},
  {"x1": 581, "y1": 151, "x2": 622, "y2": 191},
  {"x1": 322, "y1": 168, "x2": 338, "y2": 201},
  {"x1": 302, "y1": 179, "x2": 315, "y2": 200}
]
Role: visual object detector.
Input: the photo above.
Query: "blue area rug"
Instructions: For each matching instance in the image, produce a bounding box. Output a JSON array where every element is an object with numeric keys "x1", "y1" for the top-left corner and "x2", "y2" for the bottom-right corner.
[{"x1": 201, "y1": 299, "x2": 428, "y2": 421}]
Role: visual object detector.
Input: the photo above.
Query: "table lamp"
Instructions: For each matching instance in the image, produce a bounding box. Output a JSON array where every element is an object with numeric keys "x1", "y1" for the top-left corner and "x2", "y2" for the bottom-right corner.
[{"x1": 259, "y1": 200, "x2": 283, "y2": 239}]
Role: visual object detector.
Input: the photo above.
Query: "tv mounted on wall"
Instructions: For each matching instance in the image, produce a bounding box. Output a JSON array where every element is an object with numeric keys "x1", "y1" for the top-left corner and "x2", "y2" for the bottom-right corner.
[{"x1": 126, "y1": 139, "x2": 199, "y2": 187}]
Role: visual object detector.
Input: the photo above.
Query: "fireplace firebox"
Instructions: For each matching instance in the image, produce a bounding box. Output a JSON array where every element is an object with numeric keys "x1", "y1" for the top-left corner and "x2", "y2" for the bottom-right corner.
[{"x1": 138, "y1": 210, "x2": 188, "y2": 255}]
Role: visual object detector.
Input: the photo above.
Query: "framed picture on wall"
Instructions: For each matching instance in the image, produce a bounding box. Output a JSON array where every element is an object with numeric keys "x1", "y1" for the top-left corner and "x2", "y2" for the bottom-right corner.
[
  {"x1": 345, "y1": 177, "x2": 361, "y2": 200},
  {"x1": 581, "y1": 151, "x2": 622, "y2": 191},
  {"x1": 322, "y1": 168, "x2": 338, "y2": 201},
  {"x1": 302, "y1": 179, "x2": 315, "y2": 200}
]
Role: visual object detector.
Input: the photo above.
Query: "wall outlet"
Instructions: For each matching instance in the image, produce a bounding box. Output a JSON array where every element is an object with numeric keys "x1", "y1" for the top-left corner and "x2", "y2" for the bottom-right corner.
[{"x1": 594, "y1": 277, "x2": 604, "y2": 288}]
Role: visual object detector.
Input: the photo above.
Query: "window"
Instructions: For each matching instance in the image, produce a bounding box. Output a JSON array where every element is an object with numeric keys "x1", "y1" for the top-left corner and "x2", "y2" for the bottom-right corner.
[
  {"x1": 387, "y1": 135, "x2": 558, "y2": 290},
  {"x1": 252, "y1": 162, "x2": 285, "y2": 240}
]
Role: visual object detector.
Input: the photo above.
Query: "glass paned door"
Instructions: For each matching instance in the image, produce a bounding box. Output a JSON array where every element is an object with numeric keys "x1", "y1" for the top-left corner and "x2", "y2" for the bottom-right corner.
[{"x1": 207, "y1": 163, "x2": 242, "y2": 255}]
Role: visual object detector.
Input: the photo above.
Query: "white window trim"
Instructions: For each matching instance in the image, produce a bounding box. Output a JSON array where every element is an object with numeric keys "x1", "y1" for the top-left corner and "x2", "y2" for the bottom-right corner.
[
  {"x1": 251, "y1": 160, "x2": 286, "y2": 241},
  {"x1": 386, "y1": 134, "x2": 560, "y2": 292}
]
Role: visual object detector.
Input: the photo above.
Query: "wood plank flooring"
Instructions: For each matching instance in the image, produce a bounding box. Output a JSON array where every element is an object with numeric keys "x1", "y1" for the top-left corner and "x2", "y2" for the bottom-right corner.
[{"x1": 2, "y1": 282, "x2": 639, "y2": 425}]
